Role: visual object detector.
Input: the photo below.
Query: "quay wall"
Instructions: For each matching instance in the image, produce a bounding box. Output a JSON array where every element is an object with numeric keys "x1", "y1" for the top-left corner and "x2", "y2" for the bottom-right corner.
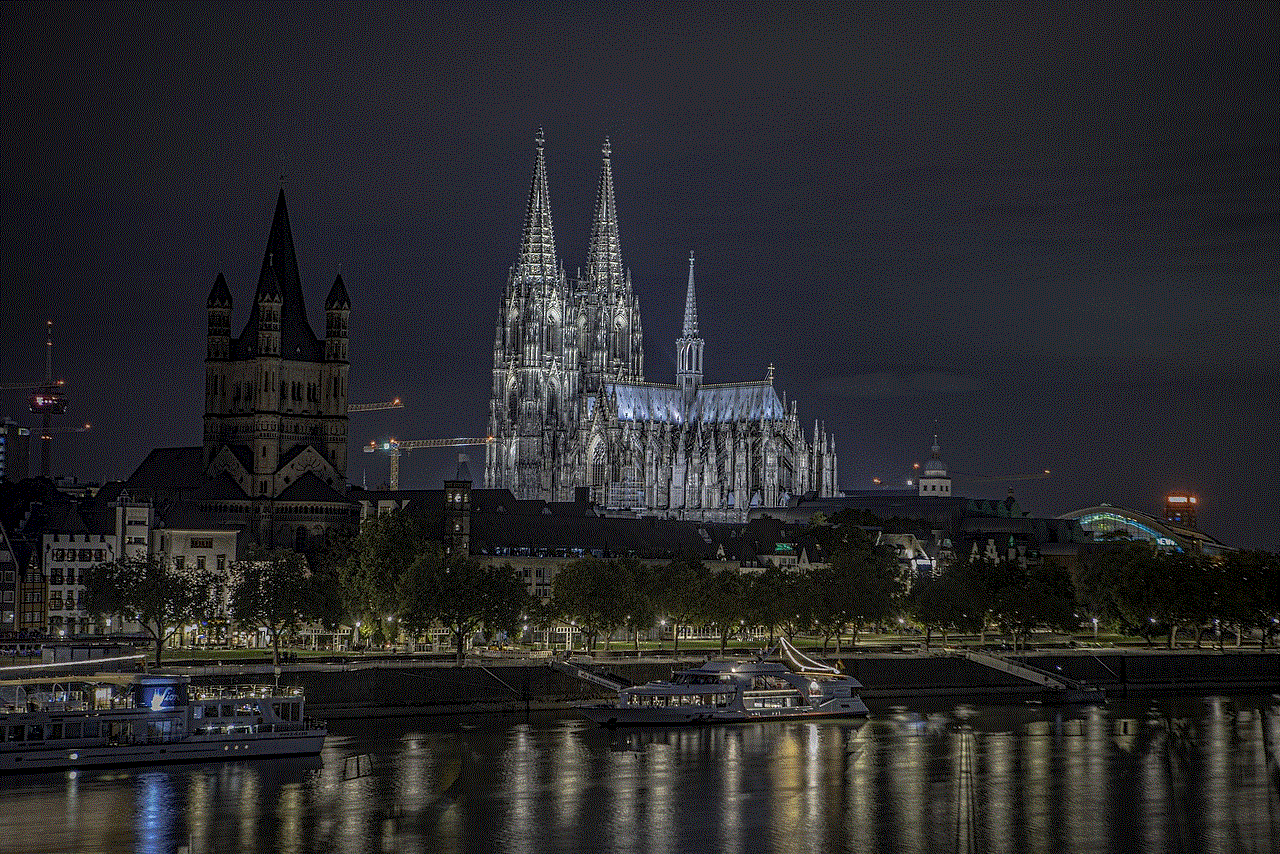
[{"x1": 171, "y1": 650, "x2": 1278, "y2": 716}]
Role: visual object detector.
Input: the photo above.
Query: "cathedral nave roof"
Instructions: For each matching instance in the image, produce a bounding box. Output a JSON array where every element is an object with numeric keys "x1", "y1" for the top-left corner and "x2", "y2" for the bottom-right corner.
[{"x1": 597, "y1": 381, "x2": 785, "y2": 424}]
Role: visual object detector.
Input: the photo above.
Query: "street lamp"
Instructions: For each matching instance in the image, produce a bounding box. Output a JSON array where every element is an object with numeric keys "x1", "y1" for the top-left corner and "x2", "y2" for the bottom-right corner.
[
  {"x1": 659, "y1": 618, "x2": 666, "y2": 652},
  {"x1": 1092, "y1": 616, "x2": 1098, "y2": 640}
]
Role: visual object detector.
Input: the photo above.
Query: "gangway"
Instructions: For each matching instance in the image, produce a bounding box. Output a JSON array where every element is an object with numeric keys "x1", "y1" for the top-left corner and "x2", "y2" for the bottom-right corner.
[
  {"x1": 961, "y1": 649, "x2": 1106, "y2": 703},
  {"x1": 549, "y1": 657, "x2": 631, "y2": 692}
]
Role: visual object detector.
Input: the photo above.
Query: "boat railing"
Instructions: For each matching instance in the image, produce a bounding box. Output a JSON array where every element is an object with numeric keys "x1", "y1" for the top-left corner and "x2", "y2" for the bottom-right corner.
[{"x1": 189, "y1": 685, "x2": 305, "y2": 701}]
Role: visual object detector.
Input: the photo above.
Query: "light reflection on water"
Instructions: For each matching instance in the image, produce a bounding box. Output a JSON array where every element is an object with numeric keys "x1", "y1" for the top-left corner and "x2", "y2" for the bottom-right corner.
[{"x1": 1, "y1": 694, "x2": 1277, "y2": 854}]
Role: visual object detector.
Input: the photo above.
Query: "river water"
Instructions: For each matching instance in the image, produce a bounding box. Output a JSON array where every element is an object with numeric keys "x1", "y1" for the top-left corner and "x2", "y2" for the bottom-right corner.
[{"x1": 1, "y1": 694, "x2": 1277, "y2": 854}]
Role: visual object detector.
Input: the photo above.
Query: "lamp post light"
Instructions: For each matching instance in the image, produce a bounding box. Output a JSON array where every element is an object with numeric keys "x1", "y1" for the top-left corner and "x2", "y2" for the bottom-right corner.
[
  {"x1": 1092, "y1": 616, "x2": 1098, "y2": 640},
  {"x1": 659, "y1": 618, "x2": 666, "y2": 652}
]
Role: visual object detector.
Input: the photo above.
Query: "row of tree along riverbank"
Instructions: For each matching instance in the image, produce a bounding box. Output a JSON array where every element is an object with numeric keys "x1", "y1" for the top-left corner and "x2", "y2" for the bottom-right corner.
[{"x1": 168, "y1": 649, "x2": 1278, "y2": 717}]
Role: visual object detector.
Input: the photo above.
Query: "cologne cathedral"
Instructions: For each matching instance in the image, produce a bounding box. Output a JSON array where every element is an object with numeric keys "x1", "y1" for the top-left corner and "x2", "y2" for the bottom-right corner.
[{"x1": 485, "y1": 132, "x2": 838, "y2": 520}]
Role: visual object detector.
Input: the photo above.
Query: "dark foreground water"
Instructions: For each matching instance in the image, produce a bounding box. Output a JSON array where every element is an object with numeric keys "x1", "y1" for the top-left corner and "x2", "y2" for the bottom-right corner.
[{"x1": 2, "y1": 694, "x2": 1277, "y2": 854}]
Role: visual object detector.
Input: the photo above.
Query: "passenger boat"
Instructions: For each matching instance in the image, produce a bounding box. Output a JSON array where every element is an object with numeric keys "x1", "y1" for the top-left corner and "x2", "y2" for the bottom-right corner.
[
  {"x1": 578, "y1": 639, "x2": 869, "y2": 726},
  {"x1": 0, "y1": 673, "x2": 326, "y2": 772}
]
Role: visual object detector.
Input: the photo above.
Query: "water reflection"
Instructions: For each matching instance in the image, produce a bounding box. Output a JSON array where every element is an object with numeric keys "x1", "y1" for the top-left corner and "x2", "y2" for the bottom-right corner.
[{"x1": 0, "y1": 695, "x2": 1276, "y2": 853}]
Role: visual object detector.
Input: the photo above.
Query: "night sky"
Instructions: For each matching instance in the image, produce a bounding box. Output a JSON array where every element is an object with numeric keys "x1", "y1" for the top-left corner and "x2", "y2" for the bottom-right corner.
[{"x1": 3, "y1": 3, "x2": 1276, "y2": 548}]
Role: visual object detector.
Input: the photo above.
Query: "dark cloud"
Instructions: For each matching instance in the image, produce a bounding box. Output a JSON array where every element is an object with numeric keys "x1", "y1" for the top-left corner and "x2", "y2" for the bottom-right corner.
[{"x1": 817, "y1": 372, "x2": 987, "y2": 399}]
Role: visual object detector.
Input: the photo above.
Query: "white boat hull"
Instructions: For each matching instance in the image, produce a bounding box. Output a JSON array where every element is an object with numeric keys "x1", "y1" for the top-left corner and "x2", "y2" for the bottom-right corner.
[
  {"x1": 1, "y1": 729, "x2": 326, "y2": 773},
  {"x1": 579, "y1": 696, "x2": 869, "y2": 727}
]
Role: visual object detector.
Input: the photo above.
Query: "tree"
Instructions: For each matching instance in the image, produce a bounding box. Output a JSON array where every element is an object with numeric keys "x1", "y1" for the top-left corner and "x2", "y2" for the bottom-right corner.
[
  {"x1": 527, "y1": 596, "x2": 566, "y2": 651},
  {"x1": 339, "y1": 509, "x2": 433, "y2": 635},
  {"x1": 655, "y1": 558, "x2": 710, "y2": 655},
  {"x1": 1105, "y1": 543, "x2": 1171, "y2": 646},
  {"x1": 697, "y1": 569, "x2": 747, "y2": 655},
  {"x1": 903, "y1": 573, "x2": 951, "y2": 650},
  {"x1": 814, "y1": 527, "x2": 901, "y2": 652},
  {"x1": 745, "y1": 567, "x2": 801, "y2": 646},
  {"x1": 618, "y1": 559, "x2": 658, "y2": 652},
  {"x1": 553, "y1": 557, "x2": 630, "y2": 652},
  {"x1": 400, "y1": 550, "x2": 528, "y2": 664},
  {"x1": 988, "y1": 559, "x2": 1077, "y2": 650},
  {"x1": 230, "y1": 548, "x2": 322, "y2": 667},
  {"x1": 81, "y1": 554, "x2": 213, "y2": 666}
]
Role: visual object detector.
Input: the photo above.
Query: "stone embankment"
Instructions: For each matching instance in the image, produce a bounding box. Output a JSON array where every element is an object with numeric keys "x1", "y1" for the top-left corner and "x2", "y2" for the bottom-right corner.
[{"x1": 163, "y1": 649, "x2": 1279, "y2": 717}]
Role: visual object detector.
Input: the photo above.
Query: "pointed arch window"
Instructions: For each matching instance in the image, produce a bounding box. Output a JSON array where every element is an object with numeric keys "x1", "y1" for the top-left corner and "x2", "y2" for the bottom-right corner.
[{"x1": 591, "y1": 444, "x2": 608, "y2": 501}]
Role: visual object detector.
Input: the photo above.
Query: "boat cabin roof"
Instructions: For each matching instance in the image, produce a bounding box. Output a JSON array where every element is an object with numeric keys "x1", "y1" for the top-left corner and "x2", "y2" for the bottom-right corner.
[
  {"x1": 676, "y1": 659, "x2": 790, "y2": 676},
  {"x1": 0, "y1": 673, "x2": 187, "y2": 688}
]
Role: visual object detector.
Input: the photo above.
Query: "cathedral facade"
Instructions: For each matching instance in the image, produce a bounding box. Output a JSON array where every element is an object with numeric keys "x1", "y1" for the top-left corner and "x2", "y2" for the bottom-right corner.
[{"x1": 485, "y1": 133, "x2": 838, "y2": 520}]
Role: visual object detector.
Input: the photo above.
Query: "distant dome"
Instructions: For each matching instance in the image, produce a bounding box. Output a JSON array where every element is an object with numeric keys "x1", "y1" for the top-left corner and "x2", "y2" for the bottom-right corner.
[{"x1": 922, "y1": 434, "x2": 947, "y2": 476}]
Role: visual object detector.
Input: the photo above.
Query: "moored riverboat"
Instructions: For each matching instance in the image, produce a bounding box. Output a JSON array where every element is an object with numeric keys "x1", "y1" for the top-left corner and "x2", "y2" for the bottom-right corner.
[
  {"x1": 578, "y1": 639, "x2": 869, "y2": 726},
  {"x1": 0, "y1": 673, "x2": 325, "y2": 772}
]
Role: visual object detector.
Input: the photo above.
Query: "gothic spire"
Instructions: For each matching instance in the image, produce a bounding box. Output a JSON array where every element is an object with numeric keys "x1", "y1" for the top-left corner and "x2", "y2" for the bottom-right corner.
[
  {"x1": 586, "y1": 137, "x2": 623, "y2": 286},
  {"x1": 514, "y1": 128, "x2": 558, "y2": 284},
  {"x1": 682, "y1": 251, "x2": 699, "y2": 337},
  {"x1": 676, "y1": 251, "x2": 704, "y2": 401}
]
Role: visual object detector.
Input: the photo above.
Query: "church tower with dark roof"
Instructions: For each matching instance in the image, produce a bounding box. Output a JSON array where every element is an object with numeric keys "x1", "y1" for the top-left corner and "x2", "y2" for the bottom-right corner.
[{"x1": 203, "y1": 189, "x2": 349, "y2": 507}]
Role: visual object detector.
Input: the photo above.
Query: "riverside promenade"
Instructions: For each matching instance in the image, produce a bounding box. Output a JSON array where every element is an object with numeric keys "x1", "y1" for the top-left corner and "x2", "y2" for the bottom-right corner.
[
  {"x1": 152, "y1": 647, "x2": 1280, "y2": 717},
  {"x1": 6, "y1": 646, "x2": 1274, "y2": 718}
]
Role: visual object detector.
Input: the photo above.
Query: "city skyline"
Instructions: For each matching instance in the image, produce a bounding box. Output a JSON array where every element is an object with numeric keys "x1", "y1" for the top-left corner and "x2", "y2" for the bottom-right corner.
[{"x1": 2, "y1": 3, "x2": 1276, "y2": 548}]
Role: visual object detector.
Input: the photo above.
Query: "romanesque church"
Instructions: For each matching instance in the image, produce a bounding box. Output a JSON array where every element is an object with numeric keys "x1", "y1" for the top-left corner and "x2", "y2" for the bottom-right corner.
[
  {"x1": 485, "y1": 132, "x2": 838, "y2": 520},
  {"x1": 126, "y1": 189, "x2": 356, "y2": 552}
]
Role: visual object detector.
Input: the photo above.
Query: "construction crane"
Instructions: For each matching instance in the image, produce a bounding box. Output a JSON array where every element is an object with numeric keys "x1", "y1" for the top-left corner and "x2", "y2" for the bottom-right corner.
[
  {"x1": 39, "y1": 423, "x2": 92, "y2": 437},
  {"x1": 877, "y1": 466, "x2": 1052, "y2": 487},
  {"x1": 348, "y1": 397, "x2": 404, "y2": 413},
  {"x1": 950, "y1": 469, "x2": 1053, "y2": 483},
  {"x1": 0, "y1": 379, "x2": 64, "y2": 391},
  {"x1": 7, "y1": 321, "x2": 74, "y2": 477},
  {"x1": 364, "y1": 436, "x2": 493, "y2": 490}
]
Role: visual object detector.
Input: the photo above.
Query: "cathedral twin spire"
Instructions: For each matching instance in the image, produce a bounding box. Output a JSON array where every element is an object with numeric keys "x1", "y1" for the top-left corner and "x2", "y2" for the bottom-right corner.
[
  {"x1": 586, "y1": 138, "x2": 624, "y2": 288},
  {"x1": 514, "y1": 128, "x2": 560, "y2": 286}
]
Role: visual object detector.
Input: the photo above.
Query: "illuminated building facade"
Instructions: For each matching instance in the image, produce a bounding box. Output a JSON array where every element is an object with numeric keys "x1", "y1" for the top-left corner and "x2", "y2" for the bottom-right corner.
[
  {"x1": 1163, "y1": 494, "x2": 1198, "y2": 528},
  {"x1": 1059, "y1": 503, "x2": 1227, "y2": 556},
  {"x1": 485, "y1": 133, "x2": 838, "y2": 519}
]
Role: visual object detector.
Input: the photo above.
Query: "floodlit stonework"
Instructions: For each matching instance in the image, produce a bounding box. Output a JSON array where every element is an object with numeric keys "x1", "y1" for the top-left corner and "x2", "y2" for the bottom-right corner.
[{"x1": 485, "y1": 133, "x2": 838, "y2": 519}]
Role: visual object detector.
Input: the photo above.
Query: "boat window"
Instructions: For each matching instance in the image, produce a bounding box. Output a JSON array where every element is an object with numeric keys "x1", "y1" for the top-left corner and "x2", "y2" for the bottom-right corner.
[
  {"x1": 9, "y1": 725, "x2": 24, "y2": 742},
  {"x1": 192, "y1": 705, "x2": 203, "y2": 719},
  {"x1": 27, "y1": 724, "x2": 44, "y2": 741},
  {"x1": 220, "y1": 704, "x2": 233, "y2": 717},
  {"x1": 65, "y1": 722, "x2": 82, "y2": 739},
  {"x1": 206, "y1": 705, "x2": 220, "y2": 719},
  {"x1": 51, "y1": 723, "x2": 63, "y2": 740}
]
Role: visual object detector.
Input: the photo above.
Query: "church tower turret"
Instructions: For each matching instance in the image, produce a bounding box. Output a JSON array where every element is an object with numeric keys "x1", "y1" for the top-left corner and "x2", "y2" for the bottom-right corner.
[
  {"x1": 324, "y1": 274, "x2": 350, "y2": 363},
  {"x1": 676, "y1": 252, "x2": 703, "y2": 404},
  {"x1": 204, "y1": 274, "x2": 233, "y2": 444},
  {"x1": 207, "y1": 273, "x2": 232, "y2": 360},
  {"x1": 324, "y1": 274, "x2": 351, "y2": 473}
]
